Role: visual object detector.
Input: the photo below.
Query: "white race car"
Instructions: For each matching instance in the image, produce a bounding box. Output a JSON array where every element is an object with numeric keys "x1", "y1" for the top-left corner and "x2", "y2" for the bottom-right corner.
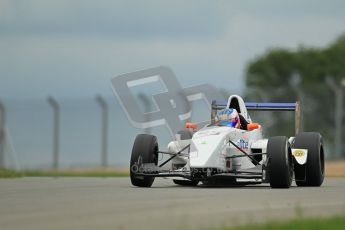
[{"x1": 130, "y1": 95, "x2": 325, "y2": 188}]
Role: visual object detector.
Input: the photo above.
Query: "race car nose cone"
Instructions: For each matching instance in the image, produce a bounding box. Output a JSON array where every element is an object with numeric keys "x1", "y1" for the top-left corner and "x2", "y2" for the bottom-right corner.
[{"x1": 190, "y1": 128, "x2": 229, "y2": 168}]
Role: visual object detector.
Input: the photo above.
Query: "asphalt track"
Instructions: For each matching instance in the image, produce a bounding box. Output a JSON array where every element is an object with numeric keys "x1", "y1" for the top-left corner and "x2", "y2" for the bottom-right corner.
[{"x1": 0, "y1": 178, "x2": 345, "y2": 230}]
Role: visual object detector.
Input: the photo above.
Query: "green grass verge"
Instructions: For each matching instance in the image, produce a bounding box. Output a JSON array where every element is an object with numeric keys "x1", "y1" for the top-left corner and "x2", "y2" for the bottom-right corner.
[
  {"x1": 218, "y1": 216, "x2": 345, "y2": 230},
  {"x1": 0, "y1": 168, "x2": 24, "y2": 178},
  {"x1": 0, "y1": 169, "x2": 129, "y2": 178},
  {"x1": 23, "y1": 170, "x2": 129, "y2": 177}
]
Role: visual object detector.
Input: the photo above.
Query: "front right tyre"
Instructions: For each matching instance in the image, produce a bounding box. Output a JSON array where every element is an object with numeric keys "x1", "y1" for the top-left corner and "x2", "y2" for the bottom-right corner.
[
  {"x1": 267, "y1": 136, "x2": 293, "y2": 188},
  {"x1": 130, "y1": 134, "x2": 158, "y2": 187}
]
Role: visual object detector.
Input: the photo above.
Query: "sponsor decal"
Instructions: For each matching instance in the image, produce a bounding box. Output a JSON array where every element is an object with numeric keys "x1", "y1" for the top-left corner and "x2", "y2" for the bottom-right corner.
[
  {"x1": 291, "y1": 148, "x2": 308, "y2": 165},
  {"x1": 238, "y1": 139, "x2": 249, "y2": 149},
  {"x1": 292, "y1": 149, "x2": 305, "y2": 157}
]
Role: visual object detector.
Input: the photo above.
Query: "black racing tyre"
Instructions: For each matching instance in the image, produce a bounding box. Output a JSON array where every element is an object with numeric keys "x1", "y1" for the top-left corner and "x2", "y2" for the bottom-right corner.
[
  {"x1": 177, "y1": 129, "x2": 193, "y2": 140},
  {"x1": 267, "y1": 136, "x2": 293, "y2": 188},
  {"x1": 173, "y1": 179, "x2": 199, "y2": 186},
  {"x1": 130, "y1": 134, "x2": 158, "y2": 187},
  {"x1": 293, "y1": 132, "x2": 324, "y2": 187}
]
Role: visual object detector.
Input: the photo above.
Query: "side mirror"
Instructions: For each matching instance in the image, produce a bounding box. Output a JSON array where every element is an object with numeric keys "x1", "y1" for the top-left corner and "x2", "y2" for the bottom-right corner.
[
  {"x1": 185, "y1": 122, "x2": 198, "y2": 130},
  {"x1": 247, "y1": 123, "x2": 260, "y2": 131}
]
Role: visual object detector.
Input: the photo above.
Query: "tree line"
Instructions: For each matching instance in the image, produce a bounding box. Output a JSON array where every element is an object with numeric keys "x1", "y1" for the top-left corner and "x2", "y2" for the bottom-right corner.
[{"x1": 244, "y1": 33, "x2": 345, "y2": 158}]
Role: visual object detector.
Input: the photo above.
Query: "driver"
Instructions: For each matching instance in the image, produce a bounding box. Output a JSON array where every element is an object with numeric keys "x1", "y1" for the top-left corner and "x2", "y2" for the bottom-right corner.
[{"x1": 215, "y1": 108, "x2": 248, "y2": 130}]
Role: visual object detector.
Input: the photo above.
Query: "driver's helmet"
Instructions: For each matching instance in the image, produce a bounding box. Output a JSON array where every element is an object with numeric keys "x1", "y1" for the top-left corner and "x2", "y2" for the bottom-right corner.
[{"x1": 215, "y1": 108, "x2": 240, "y2": 128}]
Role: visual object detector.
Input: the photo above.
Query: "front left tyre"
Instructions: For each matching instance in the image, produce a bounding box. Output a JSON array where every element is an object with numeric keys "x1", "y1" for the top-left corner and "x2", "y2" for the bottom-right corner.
[
  {"x1": 130, "y1": 134, "x2": 158, "y2": 187},
  {"x1": 293, "y1": 132, "x2": 324, "y2": 187},
  {"x1": 177, "y1": 129, "x2": 193, "y2": 140}
]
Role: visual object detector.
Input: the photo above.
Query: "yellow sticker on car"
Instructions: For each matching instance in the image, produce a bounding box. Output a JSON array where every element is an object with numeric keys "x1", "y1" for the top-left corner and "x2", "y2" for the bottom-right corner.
[{"x1": 292, "y1": 149, "x2": 305, "y2": 157}]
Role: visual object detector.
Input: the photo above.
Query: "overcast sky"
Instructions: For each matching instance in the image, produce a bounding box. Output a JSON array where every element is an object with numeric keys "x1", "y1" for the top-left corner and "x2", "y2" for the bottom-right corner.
[{"x1": 1, "y1": 0, "x2": 345, "y2": 99}]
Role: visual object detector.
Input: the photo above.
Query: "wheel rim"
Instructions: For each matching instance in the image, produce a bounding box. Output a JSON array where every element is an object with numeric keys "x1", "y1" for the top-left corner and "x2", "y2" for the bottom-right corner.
[
  {"x1": 153, "y1": 143, "x2": 158, "y2": 165},
  {"x1": 288, "y1": 146, "x2": 293, "y2": 179},
  {"x1": 285, "y1": 144, "x2": 293, "y2": 183}
]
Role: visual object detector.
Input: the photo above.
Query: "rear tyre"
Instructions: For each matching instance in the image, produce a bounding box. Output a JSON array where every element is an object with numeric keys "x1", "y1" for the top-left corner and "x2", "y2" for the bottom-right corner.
[
  {"x1": 172, "y1": 130, "x2": 194, "y2": 184},
  {"x1": 130, "y1": 134, "x2": 158, "y2": 187},
  {"x1": 177, "y1": 129, "x2": 193, "y2": 140},
  {"x1": 293, "y1": 132, "x2": 324, "y2": 187},
  {"x1": 173, "y1": 179, "x2": 199, "y2": 186},
  {"x1": 267, "y1": 136, "x2": 293, "y2": 188}
]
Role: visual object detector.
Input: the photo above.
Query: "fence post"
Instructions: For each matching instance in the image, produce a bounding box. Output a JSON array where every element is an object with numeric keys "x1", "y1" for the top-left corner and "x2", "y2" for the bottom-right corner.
[
  {"x1": 0, "y1": 101, "x2": 5, "y2": 168},
  {"x1": 326, "y1": 77, "x2": 344, "y2": 159},
  {"x1": 96, "y1": 95, "x2": 108, "y2": 167},
  {"x1": 47, "y1": 97, "x2": 60, "y2": 169}
]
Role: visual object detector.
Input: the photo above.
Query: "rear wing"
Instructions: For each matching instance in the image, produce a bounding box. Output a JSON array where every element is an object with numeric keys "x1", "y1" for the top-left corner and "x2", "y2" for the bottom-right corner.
[{"x1": 211, "y1": 100, "x2": 301, "y2": 135}]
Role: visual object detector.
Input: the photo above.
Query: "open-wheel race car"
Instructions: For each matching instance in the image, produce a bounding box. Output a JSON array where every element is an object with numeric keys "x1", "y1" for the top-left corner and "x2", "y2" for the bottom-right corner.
[{"x1": 130, "y1": 95, "x2": 325, "y2": 188}]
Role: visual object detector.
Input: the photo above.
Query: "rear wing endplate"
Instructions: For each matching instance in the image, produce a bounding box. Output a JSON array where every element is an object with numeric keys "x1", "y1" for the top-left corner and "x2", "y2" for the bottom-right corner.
[{"x1": 211, "y1": 100, "x2": 301, "y2": 135}]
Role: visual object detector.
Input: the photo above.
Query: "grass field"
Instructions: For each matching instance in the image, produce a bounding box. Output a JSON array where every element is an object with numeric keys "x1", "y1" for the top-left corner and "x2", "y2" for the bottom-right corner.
[
  {"x1": 0, "y1": 168, "x2": 23, "y2": 178},
  {"x1": 0, "y1": 168, "x2": 129, "y2": 178},
  {"x1": 217, "y1": 216, "x2": 345, "y2": 230}
]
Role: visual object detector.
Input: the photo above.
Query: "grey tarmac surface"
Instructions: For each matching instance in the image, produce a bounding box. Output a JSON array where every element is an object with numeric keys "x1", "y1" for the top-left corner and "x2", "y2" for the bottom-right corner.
[{"x1": 0, "y1": 177, "x2": 345, "y2": 230}]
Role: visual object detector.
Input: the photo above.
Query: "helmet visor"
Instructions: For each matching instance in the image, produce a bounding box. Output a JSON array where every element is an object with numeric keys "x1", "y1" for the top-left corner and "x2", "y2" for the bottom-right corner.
[{"x1": 219, "y1": 117, "x2": 238, "y2": 127}]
